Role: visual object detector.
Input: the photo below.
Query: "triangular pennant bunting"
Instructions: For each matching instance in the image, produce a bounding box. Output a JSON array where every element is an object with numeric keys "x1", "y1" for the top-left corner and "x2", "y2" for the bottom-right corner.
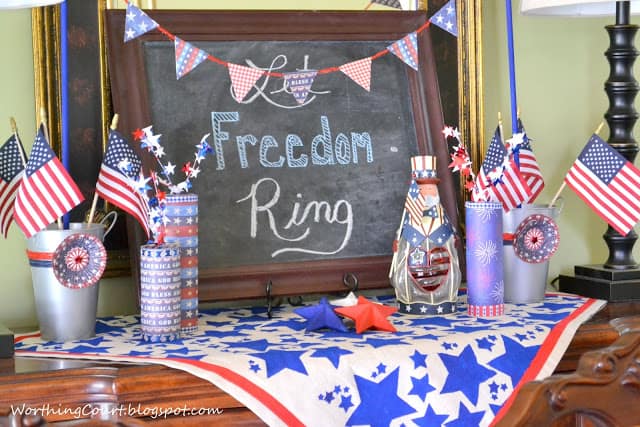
[
  {"x1": 339, "y1": 57, "x2": 372, "y2": 92},
  {"x1": 227, "y1": 63, "x2": 265, "y2": 102},
  {"x1": 387, "y1": 32, "x2": 419, "y2": 71},
  {"x1": 174, "y1": 36, "x2": 209, "y2": 79},
  {"x1": 283, "y1": 70, "x2": 318, "y2": 105},
  {"x1": 124, "y1": 2, "x2": 159, "y2": 43},
  {"x1": 430, "y1": 0, "x2": 458, "y2": 37}
]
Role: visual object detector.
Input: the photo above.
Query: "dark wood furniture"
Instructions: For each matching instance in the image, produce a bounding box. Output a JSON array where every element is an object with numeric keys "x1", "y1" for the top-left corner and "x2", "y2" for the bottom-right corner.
[
  {"x1": 0, "y1": 301, "x2": 637, "y2": 426},
  {"x1": 495, "y1": 314, "x2": 640, "y2": 427}
]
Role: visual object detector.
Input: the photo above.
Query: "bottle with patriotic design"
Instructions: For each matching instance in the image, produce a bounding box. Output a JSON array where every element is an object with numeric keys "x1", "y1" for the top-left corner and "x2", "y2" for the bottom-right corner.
[{"x1": 389, "y1": 155, "x2": 461, "y2": 315}]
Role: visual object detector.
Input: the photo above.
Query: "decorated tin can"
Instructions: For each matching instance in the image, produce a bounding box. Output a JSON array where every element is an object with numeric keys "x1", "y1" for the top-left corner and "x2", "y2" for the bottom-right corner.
[
  {"x1": 465, "y1": 201, "x2": 504, "y2": 317},
  {"x1": 140, "y1": 243, "x2": 181, "y2": 342},
  {"x1": 163, "y1": 193, "x2": 199, "y2": 333}
]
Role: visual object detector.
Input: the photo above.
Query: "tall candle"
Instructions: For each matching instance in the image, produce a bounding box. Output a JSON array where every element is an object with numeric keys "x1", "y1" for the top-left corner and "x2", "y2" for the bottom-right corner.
[
  {"x1": 506, "y1": 0, "x2": 518, "y2": 135},
  {"x1": 60, "y1": 0, "x2": 70, "y2": 229}
]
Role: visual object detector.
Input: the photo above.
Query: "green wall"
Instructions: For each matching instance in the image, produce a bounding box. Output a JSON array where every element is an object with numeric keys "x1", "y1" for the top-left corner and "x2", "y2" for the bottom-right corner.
[
  {"x1": 484, "y1": 3, "x2": 633, "y2": 285},
  {"x1": 0, "y1": 1, "x2": 636, "y2": 327}
]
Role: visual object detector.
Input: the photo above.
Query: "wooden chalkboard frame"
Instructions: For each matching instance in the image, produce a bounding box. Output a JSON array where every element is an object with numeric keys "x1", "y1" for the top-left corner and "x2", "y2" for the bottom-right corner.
[{"x1": 105, "y1": 9, "x2": 479, "y2": 302}]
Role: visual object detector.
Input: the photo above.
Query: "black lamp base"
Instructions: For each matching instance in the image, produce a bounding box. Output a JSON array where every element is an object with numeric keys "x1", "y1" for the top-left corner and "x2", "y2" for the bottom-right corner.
[{"x1": 559, "y1": 265, "x2": 640, "y2": 301}]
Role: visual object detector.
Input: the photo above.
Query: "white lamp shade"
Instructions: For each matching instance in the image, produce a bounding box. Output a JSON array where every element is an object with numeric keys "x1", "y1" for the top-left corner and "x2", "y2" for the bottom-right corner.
[
  {"x1": 0, "y1": 0, "x2": 63, "y2": 9},
  {"x1": 521, "y1": 0, "x2": 640, "y2": 16}
]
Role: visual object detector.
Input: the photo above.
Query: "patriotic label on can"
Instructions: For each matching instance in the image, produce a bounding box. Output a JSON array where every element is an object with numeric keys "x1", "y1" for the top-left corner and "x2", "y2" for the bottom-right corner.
[
  {"x1": 164, "y1": 194, "x2": 199, "y2": 333},
  {"x1": 140, "y1": 243, "x2": 182, "y2": 342}
]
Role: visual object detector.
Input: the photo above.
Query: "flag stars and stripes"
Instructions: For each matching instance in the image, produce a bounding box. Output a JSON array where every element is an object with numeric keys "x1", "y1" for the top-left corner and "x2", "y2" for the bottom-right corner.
[{"x1": 578, "y1": 138, "x2": 625, "y2": 183}]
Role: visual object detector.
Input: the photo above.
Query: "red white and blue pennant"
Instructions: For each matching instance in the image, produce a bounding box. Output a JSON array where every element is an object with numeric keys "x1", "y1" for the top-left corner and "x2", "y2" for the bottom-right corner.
[{"x1": 121, "y1": 0, "x2": 458, "y2": 104}]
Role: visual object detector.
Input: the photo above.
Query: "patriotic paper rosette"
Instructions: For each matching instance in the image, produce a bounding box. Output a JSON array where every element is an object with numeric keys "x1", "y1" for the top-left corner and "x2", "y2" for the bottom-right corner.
[
  {"x1": 513, "y1": 213, "x2": 559, "y2": 264},
  {"x1": 52, "y1": 233, "x2": 107, "y2": 289}
]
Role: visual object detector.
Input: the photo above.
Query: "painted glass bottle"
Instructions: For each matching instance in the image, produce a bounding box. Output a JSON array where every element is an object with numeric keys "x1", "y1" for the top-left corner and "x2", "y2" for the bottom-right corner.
[{"x1": 390, "y1": 155, "x2": 461, "y2": 315}]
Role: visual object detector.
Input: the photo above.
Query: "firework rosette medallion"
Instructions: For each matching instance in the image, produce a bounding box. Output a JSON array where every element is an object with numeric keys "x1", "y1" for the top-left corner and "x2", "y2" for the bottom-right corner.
[
  {"x1": 513, "y1": 214, "x2": 559, "y2": 264},
  {"x1": 52, "y1": 233, "x2": 107, "y2": 289}
]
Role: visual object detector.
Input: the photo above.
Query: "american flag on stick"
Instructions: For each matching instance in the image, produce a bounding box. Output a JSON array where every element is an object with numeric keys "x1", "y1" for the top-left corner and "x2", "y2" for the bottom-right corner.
[
  {"x1": 95, "y1": 128, "x2": 150, "y2": 238},
  {"x1": 13, "y1": 125, "x2": 84, "y2": 238},
  {"x1": 0, "y1": 134, "x2": 27, "y2": 238},
  {"x1": 565, "y1": 133, "x2": 640, "y2": 236},
  {"x1": 509, "y1": 118, "x2": 544, "y2": 203},
  {"x1": 474, "y1": 126, "x2": 532, "y2": 212}
]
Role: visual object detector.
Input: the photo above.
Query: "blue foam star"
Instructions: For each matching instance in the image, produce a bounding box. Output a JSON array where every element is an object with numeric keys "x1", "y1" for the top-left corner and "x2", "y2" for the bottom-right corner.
[
  {"x1": 439, "y1": 345, "x2": 497, "y2": 405},
  {"x1": 250, "y1": 349, "x2": 308, "y2": 378},
  {"x1": 294, "y1": 298, "x2": 347, "y2": 332},
  {"x1": 409, "y1": 373, "x2": 435, "y2": 400},
  {"x1": 347, "y1": 367, "x2": 415, "y2": 426},
  {"x1": 488, "y1": 335, "x2": 539, "y2": 384},
  {"x1": 444, "y1": 402, "x2": 486, "y2": 426},
  {"x1": 309, "y1": 346, "x2": 352, "y2": 369}
]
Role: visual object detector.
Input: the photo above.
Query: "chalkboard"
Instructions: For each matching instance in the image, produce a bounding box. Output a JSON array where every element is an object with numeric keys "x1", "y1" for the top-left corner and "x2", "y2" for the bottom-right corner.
[{"x1": 105, "y1": 10, "x2": 459, "y2": 301}]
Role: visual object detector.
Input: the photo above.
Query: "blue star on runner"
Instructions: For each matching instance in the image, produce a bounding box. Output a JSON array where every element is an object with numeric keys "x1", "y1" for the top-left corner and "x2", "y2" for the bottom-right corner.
[
  {"x1": 489, "y1": 336, "x2": 539, "y2": 383},
  {"x1": 410, "y1": 349, "x2": 427, "y2": 369},
  {"x1": 309, "y1": 346, "x2": 352, "y2": 369},
  {"x1": 439, "y1": 345, "x2": 497, "y2": 406},
  {"x1": 250, "y1": 349, "x2": 308, "y2": 378},
  {"x1": 412, "y1": 405, "x2": 449, "y2": 427},
  {"x1": 445, "y1": 402, "x2": 486, "y2": 427},
  {"x1": 409, "y1": 373, "x2": 436, "y2": 400},
  {"x1": 347, "y1": 367, "x2": 415, "y2": 426}
]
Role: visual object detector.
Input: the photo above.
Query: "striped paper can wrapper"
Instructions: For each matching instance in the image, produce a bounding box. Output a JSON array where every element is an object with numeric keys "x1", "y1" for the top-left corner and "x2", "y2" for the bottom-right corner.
[
  {"x1": 163, "y1": 194, "x2": 199, "y2": 333},
  {"x1": 465, "y1": 201, "x2": 504, "y2": 317},
  {"x1": 140, "y1": 243, "x2": 181, "y2": 342}
]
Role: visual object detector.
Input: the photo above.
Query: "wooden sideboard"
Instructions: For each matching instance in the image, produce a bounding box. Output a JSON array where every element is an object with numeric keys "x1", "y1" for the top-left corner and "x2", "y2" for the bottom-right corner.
[{"x1": 0, "y1": 301, "x2": 638, "y2": 426}]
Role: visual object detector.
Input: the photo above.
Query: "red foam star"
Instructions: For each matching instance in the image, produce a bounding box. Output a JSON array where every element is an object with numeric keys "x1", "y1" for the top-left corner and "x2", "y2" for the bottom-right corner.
[
  {"x1": 132, "y1": 128, "x2": 145, "y2": 141},
  {"x1": 334, "y1": 296, "x2": 398, "y2": 333}
]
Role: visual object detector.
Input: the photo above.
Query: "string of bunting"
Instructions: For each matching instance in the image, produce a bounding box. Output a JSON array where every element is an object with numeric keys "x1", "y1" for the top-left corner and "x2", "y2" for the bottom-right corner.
[{"x1": 123, "y1": 0, "x2": 458, "y2": 104}]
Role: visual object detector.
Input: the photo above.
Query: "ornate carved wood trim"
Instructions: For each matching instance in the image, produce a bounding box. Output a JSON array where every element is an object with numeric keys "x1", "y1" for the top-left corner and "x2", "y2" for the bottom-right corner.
[{"x1": 494, "y1": 315, "x2": 640, "y2": 427}]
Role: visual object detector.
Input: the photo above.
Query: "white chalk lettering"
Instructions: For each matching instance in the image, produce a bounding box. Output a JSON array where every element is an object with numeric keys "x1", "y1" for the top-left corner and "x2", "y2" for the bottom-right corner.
[
  {"x1": 211, "y1": 112, "x2": 373, "y2": 170},
  {"x1": 236, "y1": 178, "x2": 352, "y2": 257}
]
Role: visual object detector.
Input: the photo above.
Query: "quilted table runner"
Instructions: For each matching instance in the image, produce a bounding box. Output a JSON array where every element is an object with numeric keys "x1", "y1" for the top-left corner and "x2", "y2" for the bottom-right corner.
[{"x1": 15, "y1": 292, "x2": 605, "y2": 427}]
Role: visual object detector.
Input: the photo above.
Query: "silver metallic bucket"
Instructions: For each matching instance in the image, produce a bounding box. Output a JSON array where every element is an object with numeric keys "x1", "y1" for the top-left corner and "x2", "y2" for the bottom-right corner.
[
  {"x1": 503, "y1": 203, "x2": 561, "y2": 304},
  {"x1": 26, "y1": 214, "x2": 115, "y2": 342}
]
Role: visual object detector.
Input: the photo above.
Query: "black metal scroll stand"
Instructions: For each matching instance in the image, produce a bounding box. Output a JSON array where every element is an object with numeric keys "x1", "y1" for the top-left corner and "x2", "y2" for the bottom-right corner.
[
  {"x1": 559, "y1": 1, "x2": 640, "y2": 301},
  {"x1": 264, "y1": 273, "x2": 360, "y2": 319}
]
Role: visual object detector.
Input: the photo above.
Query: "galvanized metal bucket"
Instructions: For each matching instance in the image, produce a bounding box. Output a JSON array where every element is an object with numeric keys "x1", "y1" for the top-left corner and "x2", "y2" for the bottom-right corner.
[
  {"x1": 26, "y1": 214, "x2": 116, "y2": 342},
  {"x1": 503, "y1": 203, "x2": 561, "y2": 304}
]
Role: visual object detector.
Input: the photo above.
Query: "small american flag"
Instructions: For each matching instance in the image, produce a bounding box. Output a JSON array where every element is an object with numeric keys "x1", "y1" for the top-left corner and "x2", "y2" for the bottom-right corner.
[
  {"x1": 475, "y1": 126, "x2": 531, "y2": 211},
  {"x1": 565, "y1": 134, "x2": 640, "y2": 236},
  {"x1": 13, "y1": 125, "x2": 84, "y2": 238},
  {"x1": 0, "y1": 134, "x2": 26, "y2": 238},
  {"x1": 95, "y1": 129, "x2": 150, "y2": 238},
  {"x1": 515, "y1": 118, "x2": 545, "y2": 203},
  {"x1": 401, "y1": 181, "x2": 429, "y2": 247}
]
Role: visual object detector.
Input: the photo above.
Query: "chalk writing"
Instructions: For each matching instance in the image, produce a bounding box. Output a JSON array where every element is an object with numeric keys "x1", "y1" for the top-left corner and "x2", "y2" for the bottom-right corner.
[
  {"x1": 238, "y1": 55, "x2": 331, "y2": 108},
  {"x1": 211, "y1": 112, "x2": 374, "y2": 171},
  {"x1": 236, "y1": 177, "x2": 353, "y2": 257}
]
